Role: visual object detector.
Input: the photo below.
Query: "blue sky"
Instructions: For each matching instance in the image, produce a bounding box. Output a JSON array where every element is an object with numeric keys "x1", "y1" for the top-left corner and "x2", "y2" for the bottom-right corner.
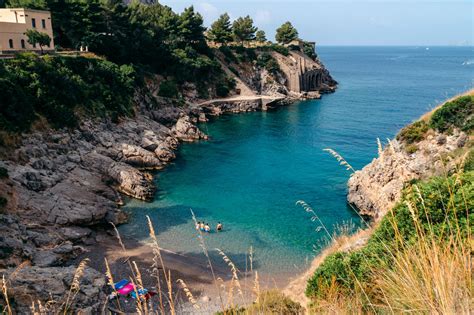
[{"x1": 161, "y1": 0, "x2": 474, "y2": 46}]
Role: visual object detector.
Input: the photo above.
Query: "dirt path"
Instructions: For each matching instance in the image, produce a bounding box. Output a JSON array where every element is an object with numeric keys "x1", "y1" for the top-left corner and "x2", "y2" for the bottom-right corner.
[{"x1": 198, "y1": 95, "x2": 284, "y2": 106}]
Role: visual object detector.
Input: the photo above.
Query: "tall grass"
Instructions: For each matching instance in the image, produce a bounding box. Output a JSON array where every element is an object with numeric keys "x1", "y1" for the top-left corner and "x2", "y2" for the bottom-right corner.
[{"x1": 307, "y1": 146, "x2": 473, "y2": 313}]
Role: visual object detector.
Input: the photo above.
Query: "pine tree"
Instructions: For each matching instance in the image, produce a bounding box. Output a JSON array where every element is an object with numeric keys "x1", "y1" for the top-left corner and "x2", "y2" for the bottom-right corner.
[
  {"x1": 256, "y1": 30, "x2": 267, "y2": 43},
  {"x1": 275, "y1": 21, "x2": 298, "y2": 44},
  {"x1": 232, "y1": 15, "x2": 257, "y2": 44},
  {"x1": 208, "y1": 13, "x2": 233, "y2": 44}
]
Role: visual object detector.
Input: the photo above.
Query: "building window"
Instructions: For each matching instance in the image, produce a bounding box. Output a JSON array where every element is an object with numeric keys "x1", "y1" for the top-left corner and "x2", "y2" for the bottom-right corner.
[
  {"x1": 32, "y1": 18, "x2": 36, "y2": 28},
  {"x1": 33, "y1": 43, "x2": 36, "y2": 48},
  {"x1": 8, "y1": 39, "x2": 13, "y2": 49},
  {"x1": 21, "y1": 39, "x2": 26, "y2": 49},
  {"x1": 42, "y1": 19, "x2": 46, "y2": 28}
]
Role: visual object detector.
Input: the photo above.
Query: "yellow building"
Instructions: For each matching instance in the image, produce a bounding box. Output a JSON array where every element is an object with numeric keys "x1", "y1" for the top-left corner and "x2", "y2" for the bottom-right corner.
[{"x1": 0, "y1": 8, "x2": 54, "y2": 54}]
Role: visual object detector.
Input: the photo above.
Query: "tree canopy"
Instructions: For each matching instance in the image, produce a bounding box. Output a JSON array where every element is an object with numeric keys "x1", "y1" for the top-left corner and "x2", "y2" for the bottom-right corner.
[
  {"x1": 232, "y1": 15, "x2": 257, "y2": 43},
  {"x1": 256, "y1": 30, "x2": 267, "y2": 43},
  {"x1": 275, "y1": 21, "x2": 299, "y2": 44},
  {"x1": 208, "y1": 13, "x2": 233, "y2": 44}
]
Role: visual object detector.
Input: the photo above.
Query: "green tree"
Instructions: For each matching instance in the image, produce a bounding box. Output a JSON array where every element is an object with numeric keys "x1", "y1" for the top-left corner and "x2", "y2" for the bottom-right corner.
[
  {"x1": 6, "y1": 0, "x2": 46, "y2": 9},
  {"x1": 25, "y1": 29, "x2": 51, "y2": 54},
  {"x1": 208, "y1": 13, "x2": 233, "y2": 44},
  {"x1": 255, "y1": 30, "x2": 267, "y2": 43},
  {"x1": 178, "y1": 6, "x2": 206, "y2": 49},
  {"x1": 232, "y1": 15, "x2": 257, "y2": 44},
  {"x1": 275, "y1": 21, "x2": 298, "y2": 44}
]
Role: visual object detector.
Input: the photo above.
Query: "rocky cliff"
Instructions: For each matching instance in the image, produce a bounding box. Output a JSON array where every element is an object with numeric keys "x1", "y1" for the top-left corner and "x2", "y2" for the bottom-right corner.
[{"x1": 347, "y1": 92, "x2": 473, "y2": 219}]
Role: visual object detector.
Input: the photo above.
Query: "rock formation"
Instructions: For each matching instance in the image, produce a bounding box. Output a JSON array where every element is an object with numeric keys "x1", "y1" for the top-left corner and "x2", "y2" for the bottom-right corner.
[
  {"x1": 272, "y1": 50, "x2": 337, "y2": 96},
  {"x1": 348, "y1": 129, "x2": 469, "y2": 219}
]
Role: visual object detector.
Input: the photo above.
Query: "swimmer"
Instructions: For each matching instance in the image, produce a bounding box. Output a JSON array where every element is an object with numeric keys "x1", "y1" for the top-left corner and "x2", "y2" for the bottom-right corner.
[
  {"x1": 216, "y1": 222, "x2": 223, "y2": 232},
  {"x1": 204, "y1": 223, "x2": 211, "y2": 233}
]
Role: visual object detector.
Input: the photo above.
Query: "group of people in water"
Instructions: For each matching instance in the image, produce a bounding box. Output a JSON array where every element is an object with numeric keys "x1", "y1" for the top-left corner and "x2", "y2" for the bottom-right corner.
[{"x1": 195, "y1": 221, "x2": 223, "y2": 233}]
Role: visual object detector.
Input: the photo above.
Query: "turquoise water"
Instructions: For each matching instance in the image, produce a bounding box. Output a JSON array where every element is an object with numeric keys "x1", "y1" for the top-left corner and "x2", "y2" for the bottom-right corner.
[{"x1": 121, "y1": 47, "x2": 474, "y2": 276}]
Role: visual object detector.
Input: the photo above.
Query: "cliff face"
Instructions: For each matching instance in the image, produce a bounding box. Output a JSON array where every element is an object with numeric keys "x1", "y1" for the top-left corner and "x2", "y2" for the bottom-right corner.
[
  {"x1": 272, "y1": 50, "x2": 337, "y2": 96},
  {"x1": 347, "y1": 92, "x2": 473, "y2": 219},
  {"x1": 348, "y1": 130, "x2": 469, "y2": 219},
  {"x1": 213, "y1": 47, "x2": 337, "y2": 103}
]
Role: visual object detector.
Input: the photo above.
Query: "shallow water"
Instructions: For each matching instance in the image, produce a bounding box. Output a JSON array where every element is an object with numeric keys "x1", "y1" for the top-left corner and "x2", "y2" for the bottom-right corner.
[{"x1": 121, "y1": 46, "x2": 473, "y2": 277}]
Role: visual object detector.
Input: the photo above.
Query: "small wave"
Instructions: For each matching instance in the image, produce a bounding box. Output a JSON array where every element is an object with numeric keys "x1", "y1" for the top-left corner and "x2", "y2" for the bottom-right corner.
[
  {"x1": 388, "y1": 55, "x2": 409, "y2": 61},
  {"x1": 462, "y1": 59, "x2": 474, "y2": 66}
]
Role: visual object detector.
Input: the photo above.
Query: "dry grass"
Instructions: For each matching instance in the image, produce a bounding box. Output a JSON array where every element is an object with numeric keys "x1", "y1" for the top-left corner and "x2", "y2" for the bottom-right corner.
[
  {"x1": 303, "y1": 144, "x2": 473, "y2": 314},
  {"x1": 374, "y1": 237, "x2": 472, "y2": 313}
]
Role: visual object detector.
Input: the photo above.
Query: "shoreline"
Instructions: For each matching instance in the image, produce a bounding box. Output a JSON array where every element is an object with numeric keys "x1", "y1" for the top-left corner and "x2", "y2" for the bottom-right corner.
[{"x1": 0, "y1": 46, "x2": 338, "y2": 313}]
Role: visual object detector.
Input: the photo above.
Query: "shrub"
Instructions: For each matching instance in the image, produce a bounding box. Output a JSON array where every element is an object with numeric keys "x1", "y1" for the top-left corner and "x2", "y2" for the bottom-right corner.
[
  {"x1": 270, "y1": 44, "x2": 289, "y2": 56},
  {"x1": 397, "y1": 120, "x2": 429, "y2": 144},
  {"x1": 219, "y1": 46, "x2": 237, "y2": 63},
  {"x1": 306, "y1": 171, "x2": 474, "y2": 300},
  {"x1": 0, "y1": 167, "x2": 8, "y2": 179},
  {"x1": 256, "y1": 53, "x2": 281, "y2": 75},
  {"x1": 158, "y1": 80, "x2": 179, "y2": 98},
  {"x1": 303, "y1": 42, "x2": 317, "y2": 60},
  {"x1": 228, "y1": 66, "x2": 239, "y2": 76},
  {"x1": 430, "y1": 95, "x2": 474, "y2": 133},
  {"x1": 405, "y1": 144, "x2": 418, "y2": 154},
  {"x1": 217, "y1": 290, "x2": 303, "y2": 315},
  {"x1": 215, "y1": 77, "x2": 236, "y2": 97},
  {"x1": 463, "y1": 148, "x2": 474, "y2": 172}
]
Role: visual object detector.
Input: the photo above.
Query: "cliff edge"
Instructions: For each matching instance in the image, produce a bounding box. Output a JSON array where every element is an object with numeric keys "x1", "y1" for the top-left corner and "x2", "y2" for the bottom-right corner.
[{"x1": 348, "y1": 90, "x2": 473, "y2": 219}]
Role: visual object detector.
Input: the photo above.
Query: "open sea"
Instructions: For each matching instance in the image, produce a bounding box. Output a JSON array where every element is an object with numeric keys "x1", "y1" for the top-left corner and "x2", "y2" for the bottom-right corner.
[{"x1": 120, "y1": 46, "x2": 474, "y2": 278}]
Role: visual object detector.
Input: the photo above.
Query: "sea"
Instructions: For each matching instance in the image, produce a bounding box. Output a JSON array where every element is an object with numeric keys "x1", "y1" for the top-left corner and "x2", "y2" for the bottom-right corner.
[{"x1": 120, "y1": 46, "x2": 474, "y2": 279}]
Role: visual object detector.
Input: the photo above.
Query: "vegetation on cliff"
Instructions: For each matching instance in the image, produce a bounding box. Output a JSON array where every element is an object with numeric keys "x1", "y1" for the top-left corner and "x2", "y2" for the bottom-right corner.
[
  {"x1": 430, "y1": 95, "x2": 474, "y2": 132},
  {"x1": 306, "y1": 94, "x2": 473, "y2": 313},
  {"x1": 0, "y1": 0, "x2": 322, "y2": 137},
  {"x1": 0, "y1": 53, "x2": 135, "y2": 132},
  {"x1": 396, "y1": 94, "x2": 473, "y2": 153}
]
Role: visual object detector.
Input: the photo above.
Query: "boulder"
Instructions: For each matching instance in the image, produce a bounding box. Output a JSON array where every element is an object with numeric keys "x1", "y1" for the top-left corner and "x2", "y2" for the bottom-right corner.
[
  {"x1": 172, "y1": 115, "x2": 207, "y2": 141},
  {"x1": 2, "y1": 265, "x2": 107, "y2": 314}
]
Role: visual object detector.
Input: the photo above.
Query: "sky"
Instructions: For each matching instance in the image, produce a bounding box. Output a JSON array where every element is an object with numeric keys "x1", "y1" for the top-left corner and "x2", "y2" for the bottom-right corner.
[{"x1": 161, "y1": 0, "x2": 474, "y2": 46}]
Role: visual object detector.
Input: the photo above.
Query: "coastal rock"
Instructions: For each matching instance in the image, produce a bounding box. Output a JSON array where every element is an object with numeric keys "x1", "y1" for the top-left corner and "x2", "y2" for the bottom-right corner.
[
  {"x1": 347, "y1": 130, "x2": 468, "y2": 219},
  {"x1": 0, "y1": 215, "x2": 35, "y2": 268},
  {"x1": 172, "y1": 115, "x2": 207, "y2": 141},
  {"x1": 107, "y1": 161, "x2": 155, "y2": 201},
  {"x1": 2, "y1": 265, "x2": 107, "y2": 314},
  {"x1": 118, "y1": 143, "x2": 164, "y2": 169}
]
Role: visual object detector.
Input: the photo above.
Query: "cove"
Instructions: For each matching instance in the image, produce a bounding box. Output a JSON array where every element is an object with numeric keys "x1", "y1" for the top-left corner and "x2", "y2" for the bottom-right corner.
[{"x1": 120, "y1": 46, "x2": 474, "y2": 278}]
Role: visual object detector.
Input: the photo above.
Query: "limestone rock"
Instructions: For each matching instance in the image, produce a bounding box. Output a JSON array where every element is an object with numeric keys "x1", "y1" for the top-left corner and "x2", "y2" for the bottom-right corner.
[
  {"x1": 172, "y1": 115, "x2": 207, "y2": 141},
  {"x1": 348, "y1": 130, "x2": 468, "y2": 219},
  {"x1": 118, "y1": 143, "x2": 164, "y2": 169}
]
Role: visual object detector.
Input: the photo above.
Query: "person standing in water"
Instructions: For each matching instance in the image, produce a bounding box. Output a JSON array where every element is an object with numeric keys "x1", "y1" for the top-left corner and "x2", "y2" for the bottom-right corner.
[
  {"x1": 199, "y1": 222, "x2": 205, "y2": 231},
  {"x1": 195, "y1": 221, "x2": 200, "y2": 231},
  {"x1": 204, "y1": 223, "x2": 211, "y2": 233},
  {"x1": 217, "y1": 222, "x2": 223, "y2": 232}
]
